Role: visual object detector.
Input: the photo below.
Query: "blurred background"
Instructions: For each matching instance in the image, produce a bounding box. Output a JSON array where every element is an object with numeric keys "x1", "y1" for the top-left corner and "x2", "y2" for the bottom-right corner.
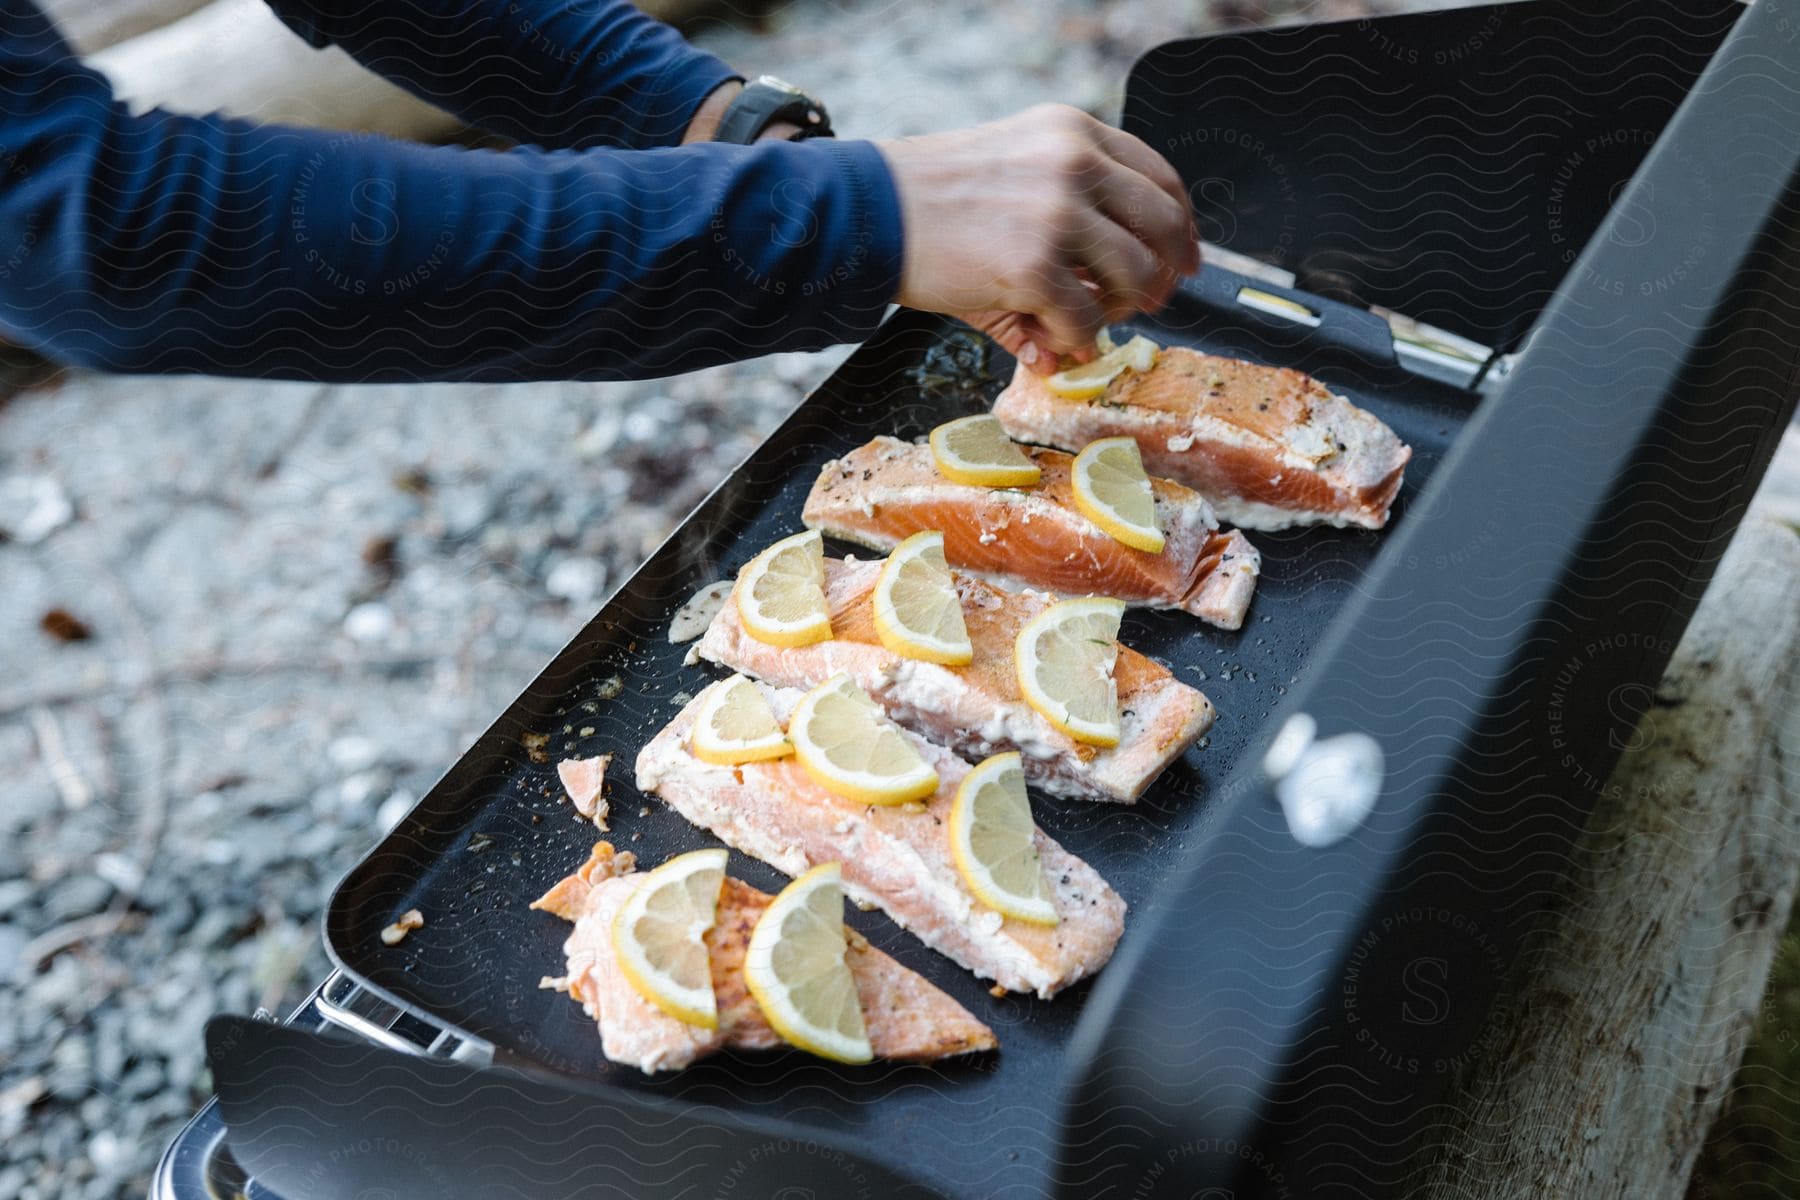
[{"x1": 2, "y1": 0, "x2": 1795, "y2": 1197}]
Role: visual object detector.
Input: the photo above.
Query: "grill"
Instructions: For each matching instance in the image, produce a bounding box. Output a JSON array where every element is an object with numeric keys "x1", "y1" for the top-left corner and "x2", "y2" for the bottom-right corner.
[{"x1": 157, "y1": 1, "x2": 1800, "y2": 1196}]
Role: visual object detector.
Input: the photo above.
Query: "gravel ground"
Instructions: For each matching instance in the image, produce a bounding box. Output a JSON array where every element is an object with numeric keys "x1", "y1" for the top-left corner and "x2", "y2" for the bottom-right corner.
[{"x1": 1, "y1": 1, "x2": 1470, "y2": 1196}]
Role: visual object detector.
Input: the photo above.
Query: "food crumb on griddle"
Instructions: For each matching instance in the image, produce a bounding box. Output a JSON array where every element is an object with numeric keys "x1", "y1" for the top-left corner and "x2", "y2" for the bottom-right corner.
[
  {"x1": 557, "y1": 754, "x2": 613, "y2": 830},
  {"x1": 520, "y1": 731, "x2": 551, "y2": 763},
  {"x1": 989, "y1": 984, "x2": 1007, "y2": 999},
  {"x1": 380, "y1": 909, "x2": 425, "y2": 946}
]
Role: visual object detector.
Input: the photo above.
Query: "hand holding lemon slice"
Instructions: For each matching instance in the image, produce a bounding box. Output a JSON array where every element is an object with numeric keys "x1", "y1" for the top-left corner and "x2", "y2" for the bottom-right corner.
[
  {"x1": 743, "y1": 863, "x2": 872, "y2": 1064},
  {"x1": 1045, "y1": 334, "x2": 1160, "y2": 400}
]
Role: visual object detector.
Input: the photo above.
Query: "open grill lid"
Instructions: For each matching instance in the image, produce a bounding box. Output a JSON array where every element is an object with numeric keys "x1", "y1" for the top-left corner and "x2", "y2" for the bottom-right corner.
[{"x1": 1060, "y1": 0, "x2": 1800, "y2": 1194}]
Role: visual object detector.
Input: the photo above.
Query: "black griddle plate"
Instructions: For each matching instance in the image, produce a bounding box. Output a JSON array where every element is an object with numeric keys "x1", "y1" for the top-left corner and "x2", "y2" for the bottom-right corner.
[{"x1": 321, "y1": 278, "x2": 1476, "y2": 1197}]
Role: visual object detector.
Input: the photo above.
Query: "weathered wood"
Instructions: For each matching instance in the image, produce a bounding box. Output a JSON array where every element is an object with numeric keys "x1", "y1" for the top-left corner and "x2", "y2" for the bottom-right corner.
[
  {"x1": 1410, "y1": 453, "x2": 1800, "y2": 1198},
  {"x1": 78, "y1": 0, "x2": 730, "y2": 141}
]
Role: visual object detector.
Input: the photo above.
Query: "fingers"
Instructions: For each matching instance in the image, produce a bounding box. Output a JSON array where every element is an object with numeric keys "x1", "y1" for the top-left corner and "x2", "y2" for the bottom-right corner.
[
  {"x1": 1030, "y1": 265, "x2": 1109, "y2": 355},
  {"x1": 1088, "y1": 159, "x2": 1194, "y2": 300},
  {"x1": 964, "y1": 310, "x2": 1058, "y2": 374},
  {"x1": 1084, "y1": 120, "x2": 1201, "y2": 277},
  {"x1": 1065, "y1": 207, "x2": 1171, "y2": 321}
]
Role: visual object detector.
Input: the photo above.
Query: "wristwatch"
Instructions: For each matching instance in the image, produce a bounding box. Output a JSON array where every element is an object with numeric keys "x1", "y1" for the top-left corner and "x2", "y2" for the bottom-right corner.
[{"x1": 713, "y1": 75, "x2": 833, "y2": 144}]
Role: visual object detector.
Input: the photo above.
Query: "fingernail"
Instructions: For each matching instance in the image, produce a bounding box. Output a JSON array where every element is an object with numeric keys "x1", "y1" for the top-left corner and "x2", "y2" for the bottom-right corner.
[{"x1": 1019, "y1": 342, "x2": 1039, "y2": 365}]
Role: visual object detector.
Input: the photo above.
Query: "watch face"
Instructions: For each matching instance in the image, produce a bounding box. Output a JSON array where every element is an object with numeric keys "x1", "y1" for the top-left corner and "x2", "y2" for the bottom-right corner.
[{"x1": 755, "y1": 74, "x2": 807, "y2": 98}]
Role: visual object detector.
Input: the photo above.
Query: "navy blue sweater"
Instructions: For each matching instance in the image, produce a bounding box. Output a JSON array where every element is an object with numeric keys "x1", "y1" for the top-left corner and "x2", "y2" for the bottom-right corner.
[{"x1": 0, "y1": 0, "x2": 904, "y2": 381}]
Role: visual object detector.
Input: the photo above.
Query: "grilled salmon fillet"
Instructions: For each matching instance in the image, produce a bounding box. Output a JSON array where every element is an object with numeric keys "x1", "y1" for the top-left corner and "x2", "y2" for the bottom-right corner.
[
  {"x1": 801, "y1": 436, "x2": 1260, "y2": 629},
  {"x1": 699, "y1": 556, "x2": 1213, "y2": 803},
  {"x1": 635, "y1": 679, "x2": 1127, "y2": 998},
  {"x1": 534, "y1": 841, "x2": 997, "y2": 1073},
  {"x1": 991, "y1": 347, "x2": 1411, "y2": 530}
]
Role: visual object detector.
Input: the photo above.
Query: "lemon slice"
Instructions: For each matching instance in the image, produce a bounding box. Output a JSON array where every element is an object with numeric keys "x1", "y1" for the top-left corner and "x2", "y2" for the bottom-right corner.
[
  {"x1": 1071, "y1": 437, "x2": 1165, "y2": 553},
  {"x1": 787, "y1": 673, "x2": 940, "y2": 805},
  {"x1": 1045, "y1": 335, "x2": 1161, "y2": 400},
  {"x1": 1045, "y1": 356, "x2": 1127, "y2": 401},
  {"x1": 743, "y1": 862, "x2": 872, "y2": 1064},
  {"x1": 871, "y1": 531, "x2": 972, "y2": 666},
  {"x1": 949, "y1": 753, "x2": 1058, "y2": 927},
  {"x1": 928, "y1": 414, "x2": 1041, "y2": 487},
  {"x1": 1112, "y1": 334, "x2": 1160, "y2": 373},
  {"x1": 737, "y1": 530, "x2": 832, "y2": 648},
  {"x1": 610, "y1": 848, "x2": 728, "y2": 1028},
  {"x1": 1014, "y1": 597, "x2": 1125, "y2": 747},
  {"x1": 690, "y1": 675, "x2": 792, "y2": 765}
]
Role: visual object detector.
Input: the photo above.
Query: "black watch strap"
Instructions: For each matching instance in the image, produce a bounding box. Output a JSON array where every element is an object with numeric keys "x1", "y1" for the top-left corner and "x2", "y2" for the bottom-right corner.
[{"x1": 713, "y1": 75, "x2": 833, "y2": 144}]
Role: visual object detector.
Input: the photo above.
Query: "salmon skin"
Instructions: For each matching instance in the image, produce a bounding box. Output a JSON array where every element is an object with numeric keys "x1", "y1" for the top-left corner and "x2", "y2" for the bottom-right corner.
[
  {"x1": 801, "y1": 436, "x2": 1260, "y2": 630},
  {"x1": 991, "y1": 347, "x2": 1411, "y2": 530},
  {"x1": 635, "y1": 679, "x2": 1127, "y2": 998},
  {"x1": 700, "y1": 556, "x2": 1214, "y2": 803},
  {"x1": 533, "y1": 841, "x2": 997, "y2": 1073}
]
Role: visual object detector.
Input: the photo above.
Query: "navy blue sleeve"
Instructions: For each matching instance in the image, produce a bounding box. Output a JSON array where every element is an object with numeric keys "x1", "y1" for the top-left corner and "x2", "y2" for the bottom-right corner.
[
  {"x1": 262, "y1": 0, "x2": 738, "y2": 150},
  {"x1": 0, "y1": 0, "x2": 904, "y2": 382}
]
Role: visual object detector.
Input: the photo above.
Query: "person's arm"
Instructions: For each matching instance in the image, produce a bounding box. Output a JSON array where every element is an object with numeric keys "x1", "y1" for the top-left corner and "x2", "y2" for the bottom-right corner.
[
  {"x1": 0, "y1": 0, "x2": 900, "y2": 381},
  {"x1": 261, "y1": 0, "x2": 739, "y2": 151}
]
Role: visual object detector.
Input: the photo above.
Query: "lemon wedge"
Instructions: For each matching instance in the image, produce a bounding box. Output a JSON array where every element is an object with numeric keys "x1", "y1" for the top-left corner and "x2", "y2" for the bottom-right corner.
[
  {"x1": 743, "y1": 862, "x2": 872, "y2": 1064},
  {"x1": 1071, "y1": 437, "x2": 1165, "y2": 553},
  {"x1": 787, "y1": 673, "x2": 940, "y2": 805},
  {"x1": 1014, "y1": 597, "x2": 1125, "y2": 747},
  {"x1": 610, "y1": 848, "x2": 728, "y2": 1028},
  {"x1": 737, "y1": 530, "x2": 832, "y2": 648},
  {"x1": 949, "y1": 752, "x2": 1058, "y2": 927},
  {"x1": 690, "y1": 675, "x2": 792, "y2": 765},
  {"x1": 871, "y1": 531, "x2": 972, "y2": 666},
  {"x1": 1044, "y1": 357, "x2": 1127, "y2": 401},
  {"x1": 928, "y1": 414, "x2": 1041, "y2": 487},
  {"x1": 1045, "y1": 335, "x2": 1160, "y2": 400}
]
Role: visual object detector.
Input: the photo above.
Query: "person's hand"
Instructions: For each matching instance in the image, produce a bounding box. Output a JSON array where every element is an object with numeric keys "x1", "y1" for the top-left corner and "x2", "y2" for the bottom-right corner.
[{"x1": 876, "y1": 105, "x2": 1199, "y2": 373}]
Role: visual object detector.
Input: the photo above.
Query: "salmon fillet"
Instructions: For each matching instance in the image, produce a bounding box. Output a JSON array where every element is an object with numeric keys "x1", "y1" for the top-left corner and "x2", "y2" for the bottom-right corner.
[
  {"x1": 991, "y1": 348, "x2": 1411, "y2": 530},
  {"x1": 699, "y1": 557, "x2": 1213, "y2": 803},
  {"x1": 635, "y1": 679, "x2": 1127, "y2": 998},
  {"x1": 533, "y1": 841, "x2": 998, "y2": 1073},
  {"x1": 801, "y1": 437, "x2": 1258, "y2": 629}
]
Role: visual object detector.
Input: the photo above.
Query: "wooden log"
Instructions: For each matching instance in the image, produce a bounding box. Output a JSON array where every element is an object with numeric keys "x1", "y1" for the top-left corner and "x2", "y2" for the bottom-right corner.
[{"x1": 1409, "y1": 454, "x2": 1800, "y2": 1197}]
